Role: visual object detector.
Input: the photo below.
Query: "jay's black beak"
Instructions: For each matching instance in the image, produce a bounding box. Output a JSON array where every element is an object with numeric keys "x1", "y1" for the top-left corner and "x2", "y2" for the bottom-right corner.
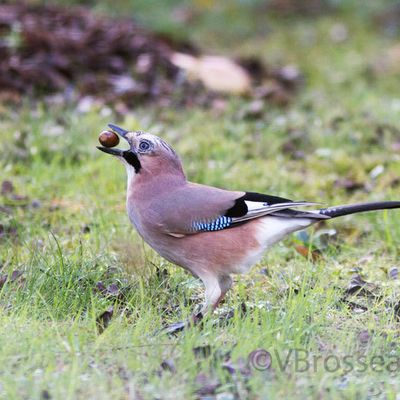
[
  {"x1": 108, "y1": 123, "x2": 129, "y2": 138},
  {"x1": 96, "y1": 146, "x2": 124, "y2": 156}
]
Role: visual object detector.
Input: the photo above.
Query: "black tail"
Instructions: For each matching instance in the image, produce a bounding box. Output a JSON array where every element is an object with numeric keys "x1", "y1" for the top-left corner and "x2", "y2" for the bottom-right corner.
[{"x1": 318, "y1": 201, "x2": 400, "y2": 219}]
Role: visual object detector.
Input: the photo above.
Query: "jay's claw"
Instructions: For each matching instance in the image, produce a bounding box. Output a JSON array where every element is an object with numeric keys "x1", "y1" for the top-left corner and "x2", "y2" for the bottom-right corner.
[
  {"x1": 161, "y1": 321, "x2": 187, "y2": 335},
  {"x1": 157, "y1": 312, "x2": 204, "y2": 336}
]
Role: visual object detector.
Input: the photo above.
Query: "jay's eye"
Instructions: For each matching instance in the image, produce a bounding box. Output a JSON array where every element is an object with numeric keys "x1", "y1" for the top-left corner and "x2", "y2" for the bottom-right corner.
[{"x1": 138, "y1": 140, "x2": 151, "y2": 152}]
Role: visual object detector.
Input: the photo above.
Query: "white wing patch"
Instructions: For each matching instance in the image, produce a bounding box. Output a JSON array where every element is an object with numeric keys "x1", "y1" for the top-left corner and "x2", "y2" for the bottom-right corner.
[{"x1": 244, "y1": 200, "x2": 270, "y2": 212}]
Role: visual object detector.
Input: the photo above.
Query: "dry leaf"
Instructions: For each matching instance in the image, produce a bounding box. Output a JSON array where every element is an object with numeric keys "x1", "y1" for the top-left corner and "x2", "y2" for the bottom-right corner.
[
  {"x1": 171, "y1": 53, "x2": 252, "y2": 94},
  {"x1": 1, "y1": 180, "x2": 14, "y2": 195},
  {"x1": 389, "y1": 267, "x2": 398, "y2": 280},
  {"x1": 294, "y1": 244, "x2": 322, "y2": 262},
  {"x1": 96, "y1": 306, "x2": 114, "y2": 334}
]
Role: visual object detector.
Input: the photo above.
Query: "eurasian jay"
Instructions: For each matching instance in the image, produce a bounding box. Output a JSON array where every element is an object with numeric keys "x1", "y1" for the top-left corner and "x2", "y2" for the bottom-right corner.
[{"x1": 98, "y1": 124, "x2": 400, "y2": 323}]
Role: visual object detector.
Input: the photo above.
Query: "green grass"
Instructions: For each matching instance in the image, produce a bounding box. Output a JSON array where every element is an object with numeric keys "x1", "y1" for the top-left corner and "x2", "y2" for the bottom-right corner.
[{"x1": 2, "y1": 1, "x2": 400, "y2": 398}]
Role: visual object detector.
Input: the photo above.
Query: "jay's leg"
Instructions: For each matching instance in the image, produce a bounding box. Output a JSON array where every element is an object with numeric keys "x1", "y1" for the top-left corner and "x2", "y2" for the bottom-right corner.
[
  {"x1": 197, "y1": 273, "x2": 232, "y2": 319},
  {"x1": 161, "y1": 273, "x2": 232, "y2": 335}
]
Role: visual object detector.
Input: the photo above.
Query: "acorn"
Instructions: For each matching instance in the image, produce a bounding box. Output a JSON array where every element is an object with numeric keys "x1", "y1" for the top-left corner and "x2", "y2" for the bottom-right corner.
[{"x1": 99, "y1": 130, "x2": 119, "y2": 148}]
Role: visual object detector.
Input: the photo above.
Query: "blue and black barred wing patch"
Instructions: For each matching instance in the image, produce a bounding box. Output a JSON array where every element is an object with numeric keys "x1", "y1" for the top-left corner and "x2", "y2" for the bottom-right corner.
[{"x1": 192, "y1": 216, "x2": 233, "y2": 232}]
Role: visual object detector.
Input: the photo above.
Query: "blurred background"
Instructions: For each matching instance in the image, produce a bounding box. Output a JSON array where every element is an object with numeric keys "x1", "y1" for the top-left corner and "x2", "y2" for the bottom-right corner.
[{"x1": 2, "y1": 1, "x2": 400, "y2": 399}]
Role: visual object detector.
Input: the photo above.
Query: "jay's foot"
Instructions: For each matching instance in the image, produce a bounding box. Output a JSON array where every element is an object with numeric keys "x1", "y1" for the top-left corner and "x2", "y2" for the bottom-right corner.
[{"x1": 159, "y1": 311, "x2": 204, "y2": 335}]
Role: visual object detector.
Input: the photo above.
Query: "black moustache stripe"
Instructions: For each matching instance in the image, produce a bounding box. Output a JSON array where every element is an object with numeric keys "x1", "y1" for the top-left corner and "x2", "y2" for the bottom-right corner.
[{"x1": 123, "y1": 151, "x2": 142, "y2": 173}]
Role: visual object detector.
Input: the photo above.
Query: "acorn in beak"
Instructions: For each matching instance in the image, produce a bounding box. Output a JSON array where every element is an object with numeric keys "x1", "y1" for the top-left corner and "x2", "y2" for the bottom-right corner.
[{"x1": 97, "y1": 124, "x2": 131, "y2": 156}]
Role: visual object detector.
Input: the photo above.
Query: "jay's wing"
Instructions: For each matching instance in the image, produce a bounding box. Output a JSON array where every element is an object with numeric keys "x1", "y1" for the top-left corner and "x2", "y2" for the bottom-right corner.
[{"x1": 147, "y1": 183, "x2": 328, "y2": 237}]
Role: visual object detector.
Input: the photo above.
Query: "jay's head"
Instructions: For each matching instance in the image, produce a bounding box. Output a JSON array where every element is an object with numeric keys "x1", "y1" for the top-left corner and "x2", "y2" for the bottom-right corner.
[{"x1": 97, "y1": 124, "x2": 185, "y2": 182}]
